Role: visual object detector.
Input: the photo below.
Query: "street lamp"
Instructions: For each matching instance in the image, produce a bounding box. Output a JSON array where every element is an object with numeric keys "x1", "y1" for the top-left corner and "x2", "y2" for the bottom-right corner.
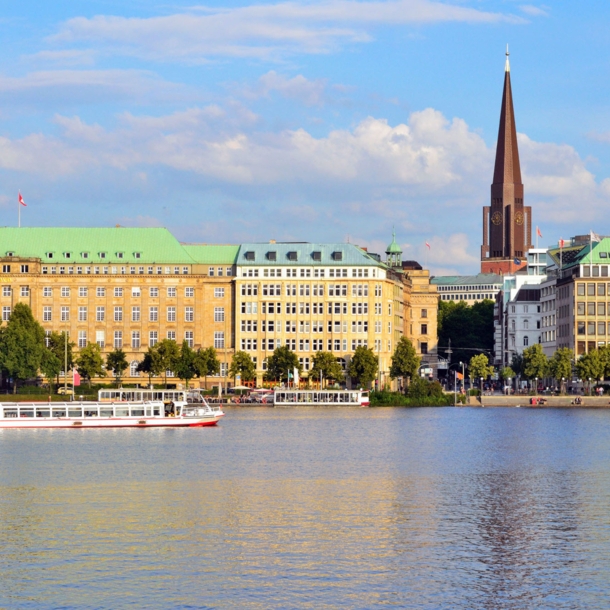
[
  {"x1": 535, "y1": 377, "x2": 538, "y2": 396},
  {"x1": 589, "y1": 377, "x2": 592, "y2": 396},
  {"x1": 480, "y1": 376, "x2": 484, "y2": 396},
  {"x1": 561, "y1": 377, "x2": 565, "y2": 395},
  {"x1": 507, "y1": 377, "x2": 511, "y2": 395}
]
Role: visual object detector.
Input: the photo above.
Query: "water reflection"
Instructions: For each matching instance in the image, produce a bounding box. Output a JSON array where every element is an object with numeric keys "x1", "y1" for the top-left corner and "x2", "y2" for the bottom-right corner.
[{"x1": 1, "y1": 409, "x2": 610, "y2": 608}]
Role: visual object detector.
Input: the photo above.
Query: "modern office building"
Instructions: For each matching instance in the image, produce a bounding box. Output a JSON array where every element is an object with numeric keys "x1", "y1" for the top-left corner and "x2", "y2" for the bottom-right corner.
[{"x1": 431, "y1": 274, "x2": 503, "y2": 303}]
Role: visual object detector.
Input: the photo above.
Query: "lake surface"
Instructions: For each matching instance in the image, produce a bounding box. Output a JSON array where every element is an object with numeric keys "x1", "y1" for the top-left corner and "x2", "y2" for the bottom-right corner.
[{"x1": 1, "y1": 407, "x2": 610, "y2": 609}]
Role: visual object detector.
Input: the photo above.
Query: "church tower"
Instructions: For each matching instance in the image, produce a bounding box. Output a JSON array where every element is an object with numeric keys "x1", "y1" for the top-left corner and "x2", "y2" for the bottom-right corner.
[{"x1": 481, "y1": 48, "x2": 531, "y2": 274}]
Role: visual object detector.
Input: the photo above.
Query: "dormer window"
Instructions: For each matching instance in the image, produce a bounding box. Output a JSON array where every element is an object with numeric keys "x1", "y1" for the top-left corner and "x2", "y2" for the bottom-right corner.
[
  {"x1": 63, "y1": 252, "x2": 71, "y2": 259},
  {"x1": 117, "y1": 252, "x2": 124, "y2": 259},
  {"x1": 267, "y1": 251, "x2": 277, "y2": 261},
  {"x1": 134, "y1": 252, "x2": 141, "y2": 259},
  {"x1": 81, "y1": 252, "x2": 89, "y2": 259},
  {"x1": 312, "y1": 251, "x2": 321, "y2": 261},
  {"x1": 332, "y1": 251, "x2": 343, "y2": 261},
  {"x1": 245, "y1": 251, "x2": 255, "y2": 261},
  {"x1": 46, "y1": 252, "x2": 54, "y2": 259},
  {"x1": 287, "y1": 251, "x2": 298, "y2": 261},
  {"x1": 6, "y1": 252, "x2": 14, "y2": 257},
  {"x1": 99, "y1": 252, "x2": 107, "y2": 259}
]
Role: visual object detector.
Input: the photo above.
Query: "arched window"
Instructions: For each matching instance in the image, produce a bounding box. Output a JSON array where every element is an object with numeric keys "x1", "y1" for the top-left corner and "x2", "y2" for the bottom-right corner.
[
  {"x1": 523, "y1": 319, "x2": 529, "y2": 330},
  {"x1": 130, "y1": 361, "x2": 140, "y2": 377}
]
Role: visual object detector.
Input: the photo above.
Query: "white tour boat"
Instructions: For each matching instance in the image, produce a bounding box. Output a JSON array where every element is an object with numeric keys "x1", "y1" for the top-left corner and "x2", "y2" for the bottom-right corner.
[
  {"x1": 0, "y1": 400, "x2": 224, "y2": 429},
  {"x1": 273, "y1": 389, "x2": 370, "y2": 407}
]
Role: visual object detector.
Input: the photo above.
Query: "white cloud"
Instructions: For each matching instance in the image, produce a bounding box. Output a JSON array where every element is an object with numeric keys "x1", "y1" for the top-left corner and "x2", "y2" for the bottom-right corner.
[
  {"x1": 0, "y1": 70, "x2": 192, "y2": 105},
  {"x1": 423, "y1": 233, "x2": 479, "y2": 269},
  {"x1": 519, "y1": 5, "x2": 549, "y2": 17},
  {"x1": 242, "y1": 71, "x2": 328, "y2": 106},
  {"x1": 49, "y1": 1, "x2": 523, "y2": 62}
]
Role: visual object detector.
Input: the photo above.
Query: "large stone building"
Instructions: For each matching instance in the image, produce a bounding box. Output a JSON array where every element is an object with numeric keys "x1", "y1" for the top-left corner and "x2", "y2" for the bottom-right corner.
[
  {"x1": 481, "y1": 49, "x2": 532, "y2": 275},
  {"x1": 0, "y1": 226, "x2": 438, "y2": 388}
]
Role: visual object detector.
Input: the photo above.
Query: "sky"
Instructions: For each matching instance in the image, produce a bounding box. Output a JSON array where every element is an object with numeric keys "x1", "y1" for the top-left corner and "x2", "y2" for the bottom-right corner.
[{"x1": 1, "y1": 1, "x2": 610, "y2": 275}]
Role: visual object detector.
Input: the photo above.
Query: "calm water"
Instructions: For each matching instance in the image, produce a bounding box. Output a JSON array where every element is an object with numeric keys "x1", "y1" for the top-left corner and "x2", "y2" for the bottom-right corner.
[{"x1": 1, "y1": 407, "x2": 610, "y2": 609}]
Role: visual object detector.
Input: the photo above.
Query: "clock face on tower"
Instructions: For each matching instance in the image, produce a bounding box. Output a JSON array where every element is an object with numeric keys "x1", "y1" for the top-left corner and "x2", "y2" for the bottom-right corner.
[
  {"x1": 515, "y1": 211, "x2": 524, "y2": 226},
  {"x1": 491, "y1": 211, "x2": 503, "y2": 226}
]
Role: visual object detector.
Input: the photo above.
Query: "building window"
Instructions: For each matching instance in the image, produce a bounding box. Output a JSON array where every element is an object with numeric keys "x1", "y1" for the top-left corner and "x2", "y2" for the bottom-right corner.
[
  {"x1": 167, "y1": 330, "x2": 176, "y2": 341},
  {"x1": 114, "y1": 306, "x2": 123, "y2": 322},
  {"x1": 78, "y1": 331, "x2": 87, "y2": 348},
  {"x1": 149, "y1": 331, "x2": 158, "y2": 347},
  {"x1": 96, "y1": 306, "x2": 105, "y2": 322},
  {"x1": 3, "y1": 306, "x2": 12, "y2": 321},
  {"x1": 61, "y1": 306, "x2": 69, "y2": 322},
  {"x1": 185, "y1": 287, "x2": 194, "y2": 297},
  {"x1": 132, "y1": 287, "x2": 141, "y2": 298},
  {"x1": 79, "y1": 287, "x2": 88, "y2": 297},
  {"x1": 114, "y1": 331, "x2": 123, "y2": 349},
  {"x1": 185, "y1": 331, "x2": 194, "y2": 347},
  {"x1": 132, "y1": 306, "x2": 140, "y2": 322},
  {"x1": 96, "y1": 287, "x2": 105, "y2": 297},
  {"x1": 96, "y1": 330, "x2": 105, "y2": 348},
  {"x1": 130, "y1": 361, "x2": 140, "y2": 376},
  {"x1": 523, "y1": 336, "x2": 529, "y2": 346},
  {"x1": 149, "y1": 307, "x2": 158, "y2": 322},
  {"x1": 421, "y1": 324, "x2": 428, "y2": 335},
  {"x1": 214, "y1": 287, "x2": 225, "y2": 298},
  {"x1": 209, "y1": 267, "x2": 215, "y2": 276},
  {"x1": 214, "y1": 332, "x2": 225, "y2": 349},
  {"x1": 167, "y1": 287, "x2": 176, "y2": 297},
  {"x1": 78, "y1": 306, "x2": 87, "y2": 321},
  {"x1": 214, "y1": 307, "x2": 224, "y2": 322},
  {"x1": 130, "y1": 331, "x2": 140, "y2": 349},
  {"x1": 21, "y1": 286, "x2": 30, "y2": 297},
  {"x1": 167, "y1": 306, "x2": 176, "y2": 322},
  {"x1": 421, "y1": 342, "x2": 428, "y2": 354},
  {"x1": 2, "y1": 265, "x2": 10, "y2": 273},
  {"x1": 113, "y1": 287, "x2": 123, "y2": 297},
  {"x1": 148, "y1": 287, "x2": 158, "y2": 298},
  {"x1": 185, "y1": 307, "x2": 194, "y2": 322},
  {"x1": 42, "y1": 306, "x2": 51, "y2": 321},
  {"x1": 20, "y1": 264, "x2": 28, "y2": 273}
]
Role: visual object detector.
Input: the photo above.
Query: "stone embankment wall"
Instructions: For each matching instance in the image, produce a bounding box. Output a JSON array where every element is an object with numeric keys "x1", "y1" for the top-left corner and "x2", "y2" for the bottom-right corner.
[{"x1": 471, "y1": 395, "x2": 610, "y2": 408}]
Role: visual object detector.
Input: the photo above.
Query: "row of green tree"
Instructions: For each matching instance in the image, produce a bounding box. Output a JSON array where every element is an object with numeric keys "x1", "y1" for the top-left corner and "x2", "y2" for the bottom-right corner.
[{"x1": 0, "y1": 304, "x2": 424, "y2": 392}]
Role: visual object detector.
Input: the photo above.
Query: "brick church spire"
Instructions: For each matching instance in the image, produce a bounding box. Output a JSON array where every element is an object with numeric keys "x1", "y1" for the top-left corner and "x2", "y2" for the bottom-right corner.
[{"x1": 481, "y1": 47, "x2": 531, "y2": 274}]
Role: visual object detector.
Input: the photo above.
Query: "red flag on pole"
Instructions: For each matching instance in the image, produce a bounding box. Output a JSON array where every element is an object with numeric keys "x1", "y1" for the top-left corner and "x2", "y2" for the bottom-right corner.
[
  {"x1": 425, "y1": 242, "x2": 431, "y2": 249},
  {"x1": 73, "y1": 369, "x2": 81, "y2": 387},
  {"x1": 18, "y1": 192, "x2": 26, "y2": 207},
  {"x1": 559, "y1": 238, "x2": 565, "y2": 248},
  {"x1": 536, "y1": 226, "x2": 542, "y2": 238}
]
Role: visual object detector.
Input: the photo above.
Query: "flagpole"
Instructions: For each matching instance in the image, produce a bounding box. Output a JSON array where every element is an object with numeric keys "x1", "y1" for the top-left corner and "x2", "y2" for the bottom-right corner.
[{"x1": 18, "y1": 197, "x2": 20, "y2": 228}]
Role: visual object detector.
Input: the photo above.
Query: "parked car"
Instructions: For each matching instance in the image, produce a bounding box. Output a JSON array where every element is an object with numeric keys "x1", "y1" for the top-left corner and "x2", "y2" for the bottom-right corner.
[{"x1": 57, "y1": 385, "x2": 74, "y2": 396}]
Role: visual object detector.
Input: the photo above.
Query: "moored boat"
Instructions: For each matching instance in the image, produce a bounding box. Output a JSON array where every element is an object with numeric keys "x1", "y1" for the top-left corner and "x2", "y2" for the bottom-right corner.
[
  {"x1": 0, "y1": 400, "x2": 224, "y2": 428},
  {"x1": 273, "y1": 389, "x2": 369, "y2": 407}
]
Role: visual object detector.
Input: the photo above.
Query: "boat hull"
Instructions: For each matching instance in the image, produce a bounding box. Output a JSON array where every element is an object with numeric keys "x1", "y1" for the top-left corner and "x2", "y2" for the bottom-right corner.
[{"x1": 0, "y1": 415, "x2": 224, "y2": 429}]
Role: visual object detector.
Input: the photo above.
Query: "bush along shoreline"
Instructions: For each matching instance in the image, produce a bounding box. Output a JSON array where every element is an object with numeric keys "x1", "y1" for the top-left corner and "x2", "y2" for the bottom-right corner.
[{"x1": 370, "y1": 377, "x2": 459, "y2": 407}]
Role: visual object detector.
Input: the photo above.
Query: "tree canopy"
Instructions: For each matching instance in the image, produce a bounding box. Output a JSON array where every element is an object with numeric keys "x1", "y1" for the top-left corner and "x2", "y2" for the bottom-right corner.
[
  {"x1": 173, "y1": 341, "x2": 197, "y2": 388},
  {"x1": 137, "y1": 348, "x2": 164, "y2": 386},
  {"x1": 47, "y1": 331, "x2": 75, "y2": 385},
  {"x1": 310, "y1": 351, "x2": 344, "y2": 386},
  {"x1": 389, "y1": 336, "x2": 420, "y2": 381},
  {"x1": 437, "y1": 299, "x2": 494, "y2": 366},
  {"x1": 548, "y1": 348, "x2": 573, "y2": 388},
  {"x1": 522, "y1": 344, "x2": 548, "y2": 380},
  {"x1": 154, "y1": 339, "x2": 180, "y2": 387},
  {"x1": 75, "y1": 342, "x2": 106, "y2": 387},
  {"x1": 194, "y1": 346, "x2": 220, "y2": 381},
  {"x1": 468, "y1": 353, "x2": 494, "y2": 382},
  {"x1": 265, "y1": 345, "x2": 301, "y2": 383},
  {"x1": 0, "y1": 303, "x2": 46, "y2": 393},
  {"x1": 229, "y1": 351, "x2": 256, "y2": 382},
  {"x1": 106, "y1": 349, "x2": 129, "y2": 384},
  {"x1": 347, "y1": 346, "x2": 378, "y2": 388},
  {"x1": 576, "y1": 349, "x2": 604, "y2": 384}
]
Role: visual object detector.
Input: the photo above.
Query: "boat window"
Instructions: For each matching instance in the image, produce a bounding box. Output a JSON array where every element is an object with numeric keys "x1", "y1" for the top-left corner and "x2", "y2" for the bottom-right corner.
[
  {"x1": 52, "y1": 408, "x2": 66, "y2": 417},
  {"x1": 130, "y1": 406, "x2": 145, "y2": 417},
  {"x1": 4, "y1": 408, "x2": 17, "y2": 418},
  {"x1": 115, "y1": 406, "x2": 129, "y2": 417},
  {"x1": 100, "y1": 408, "x2": 113, "y2": 417},
  {"x1": 36, "y1": 409, "x2": 50, "y2": 418},
  {"x1": 68, "y1": 408, "x2": 83, "y2": 418},
  {"x1": 154, "y1": 406, "x2": 161, "y2": 416},
  {"x1": 19, "y1": 409, "x2": 34, "y2": 418}
]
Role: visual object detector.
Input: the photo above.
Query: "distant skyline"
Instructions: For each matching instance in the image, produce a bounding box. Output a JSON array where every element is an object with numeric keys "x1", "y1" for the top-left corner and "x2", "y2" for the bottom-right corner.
[{"x1": 1, "y1": 1, "x2": 610, "y2": 275}]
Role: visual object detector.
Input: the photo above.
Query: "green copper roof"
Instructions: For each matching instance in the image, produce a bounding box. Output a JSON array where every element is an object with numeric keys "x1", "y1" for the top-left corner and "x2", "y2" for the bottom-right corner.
[
  {"x1": 0, "y1": 227, "x2": 196, "y2": 264},
  {"x1": 430, "y1": 273, "x2": 503, "y2": 286},
  {"x1": 237, "y1": 243, "x2": 384, "y2": 266},
  {"x1": 182, "y1": 244, "x2": 239, "y2": 264},
  {"x1": 386, "y1": 230, "x2": 402, "y2": 255},
  {"x1": 547, "y1": 237, "x2": 610, "y2": 268}
]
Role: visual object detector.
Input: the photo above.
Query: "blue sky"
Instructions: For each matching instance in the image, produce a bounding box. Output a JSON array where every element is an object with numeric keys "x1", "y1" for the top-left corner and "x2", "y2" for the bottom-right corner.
[{"x1": 1, "y1": 0, "x2": 610, "y2": 274}]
